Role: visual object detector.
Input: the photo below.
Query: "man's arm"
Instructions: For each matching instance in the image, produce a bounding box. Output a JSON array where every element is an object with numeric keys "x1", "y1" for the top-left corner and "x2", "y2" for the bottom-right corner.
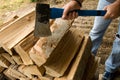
[
  {"x1": 104, "y1": 0, "x2": 120, "y2": 19},
  {"x1": 62, "y1": 0, "x2": 84, "y2": 19}
]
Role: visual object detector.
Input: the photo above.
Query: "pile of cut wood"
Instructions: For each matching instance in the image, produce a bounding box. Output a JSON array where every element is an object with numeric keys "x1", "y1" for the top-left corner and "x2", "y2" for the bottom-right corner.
[{"x1": 0, "y1": 4, "x2": 100, "y2": 80}]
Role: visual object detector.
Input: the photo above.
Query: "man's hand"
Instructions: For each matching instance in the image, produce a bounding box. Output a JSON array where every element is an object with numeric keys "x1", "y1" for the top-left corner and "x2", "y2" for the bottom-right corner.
[
  {"x1": 62, "y1": 0, "x2": 82, "y2": 20},
  {"x1": 104, "y1": 0, "x2": 120, "y2": 19}
]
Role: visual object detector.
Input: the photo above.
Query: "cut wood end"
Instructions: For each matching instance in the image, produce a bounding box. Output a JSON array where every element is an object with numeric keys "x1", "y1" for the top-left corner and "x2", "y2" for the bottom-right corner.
[{"x1": 44, "y1": 66, "x2": 62, "y2": 78}]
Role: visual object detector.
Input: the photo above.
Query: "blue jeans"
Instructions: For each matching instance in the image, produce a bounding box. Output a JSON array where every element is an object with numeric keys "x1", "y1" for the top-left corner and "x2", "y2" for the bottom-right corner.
[{"x1": 89, "y1": 0, "x2": 120, "y2": 73}]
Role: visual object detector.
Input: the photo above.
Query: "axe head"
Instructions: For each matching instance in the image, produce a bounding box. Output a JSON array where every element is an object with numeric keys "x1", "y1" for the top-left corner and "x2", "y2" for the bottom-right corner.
[{"x1": 34, "y1": 3, "x2": 51, "y2": 37}]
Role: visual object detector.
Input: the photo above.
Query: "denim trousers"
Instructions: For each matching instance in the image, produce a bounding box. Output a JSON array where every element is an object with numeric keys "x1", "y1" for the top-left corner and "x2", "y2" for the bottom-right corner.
[{"x1": 89, "y1": 0, "x2": 120, "y2": 73}]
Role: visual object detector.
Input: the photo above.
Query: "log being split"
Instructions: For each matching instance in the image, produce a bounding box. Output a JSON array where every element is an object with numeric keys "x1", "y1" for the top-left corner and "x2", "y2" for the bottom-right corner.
[
  {"x1": 44, "y1": 28, "x2": 84, "y2": 77},
  {"x1": 29, "y1": 19, "x2": 73, "y2": 67},
  {"x1": 54, "y1": 35, "x2": 92, "y2": 80}
]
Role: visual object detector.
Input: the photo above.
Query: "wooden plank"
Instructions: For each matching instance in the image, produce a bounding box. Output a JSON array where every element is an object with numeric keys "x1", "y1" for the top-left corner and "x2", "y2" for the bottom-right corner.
[
  {"x1": 14, "y1": 32, "x2": 38, "y2": 65},
  {"x1": 29, "y1": 19, "x2": 73, "y2": 67},
  {"x1": 1, "y1": 53, "x2": 15, "y2": 64},
  {"x1": 0, "y1": 10, "x2": 35, "y2": 55},
  {"x1": 44, "y1": 28, "x2": 84, "y2": 77},
  {"x1": 0, "y1": 54, "x2": 11, "y2": 68},
  {"x1": 18, "y1": 65, "x2": 45, "y2": 79},
  {"x1": 54, "y1": 35, "x2": 92, "y2": 80}
]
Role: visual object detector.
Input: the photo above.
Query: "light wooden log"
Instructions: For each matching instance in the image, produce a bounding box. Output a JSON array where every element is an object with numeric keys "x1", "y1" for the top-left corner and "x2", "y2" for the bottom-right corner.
[
  {"x1": 4, "y1": 65, "x2": 27, "y2": 79},
  {"x1": 1, "y1": 53, "x2": 15, "y2": 64},
  {"x1": 0, "y1": 9, "x2": 35, "y2": 55},
  {"x1": 54, "y1": 35, "x2": 92, "y2": 80},
  {"x1": 14, "y1": 32, "x2": 38, "y2": 65},
  {"x1": 0, "y1": 54, "x2": 11, "y2": 68},
  {"x1": 29, "y1": 19, "x2": 73, "y2": 67},
  {"x1": 18, "y1": 65, "x2": 45, "y2": 79},
  {"x1": 44, "y1": 28, "x2": 84, "y2": 77}
]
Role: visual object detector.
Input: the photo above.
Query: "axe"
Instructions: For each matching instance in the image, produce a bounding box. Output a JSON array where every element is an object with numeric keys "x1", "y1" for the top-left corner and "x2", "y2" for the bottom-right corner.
[{"x1": 34, "y1": 3, "x2": 106, "y2": 37}]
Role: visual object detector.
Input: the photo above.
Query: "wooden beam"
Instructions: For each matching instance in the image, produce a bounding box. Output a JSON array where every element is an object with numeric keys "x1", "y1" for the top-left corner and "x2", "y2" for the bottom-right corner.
[
  {"x1": 44, "y1": 28, "x2": 84, "y2": 77},
  {"x1": 14, "y1": 32, "x2": 38, "y2": 65},
  {"x1": 54, "y1": 35, "x2": 92, "y2": 80},
  {"x1": 0, "y1": 10, "x2": 35, "y2": 55},
  {"x1": 29, "y1": 19, "x2": 73, "y2": 67}
]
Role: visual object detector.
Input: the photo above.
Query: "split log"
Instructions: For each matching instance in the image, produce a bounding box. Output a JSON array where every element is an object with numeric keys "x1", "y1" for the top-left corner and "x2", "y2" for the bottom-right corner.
[
  {"x1": 1, "y1": 53, "x2": 15, "y2": 64},
  {"x1": 3, "y1": 65, "x2": 27, "y2": 79},
  {"x1": 54, "y1": 35, "x2": 92, "y2": 80},
  {"x1": 14, "y1": 32, "x2": 38, "y2": 65},
  {"x1": 12, "y1": 55, "x2": 23, "y2": 65},
  {"x1": 29, "y1": 19, "x2": 73, "y2": 67},
  {"x1": 44, "y1": 28, "x2": 84, "y2": 77},
  {"x1": 0, "y1": 9, "x2": 35, "y2": 55},
  {"x1": 0, "y1": 54, "x2": 11, "y2": 68},
  {"x1": 18, "y1": 65, "x2": 45, "y2": 79}
]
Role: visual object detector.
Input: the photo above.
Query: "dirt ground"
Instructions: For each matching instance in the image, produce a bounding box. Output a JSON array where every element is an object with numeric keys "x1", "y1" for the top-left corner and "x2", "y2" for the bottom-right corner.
[{"x1": 0, "y1": 0, "x2": 119, "y2": 79}]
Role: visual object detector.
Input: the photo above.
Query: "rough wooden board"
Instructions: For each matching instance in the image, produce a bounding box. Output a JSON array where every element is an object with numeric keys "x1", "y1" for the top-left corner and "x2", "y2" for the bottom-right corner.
[
  {"x1": 29, "y1": 19, "x2": 73, "y2": 67},
  {"x1": 0, "y1": 10, "x2": 35, "y2": 55},
  {"x1": 54, "y1": 35, "x2": 92, "y2": 80},
  {"x1": 0, "y1": 54, "x2": 11, "y2": 68},
  {"x1": 44, "y1": 28, "x2": 84, "y2": 77},
  {"x1": 14, "y1": 32, "x2": 38, "y2": 65},
  {"x1": 18, "y1": 65, "x2": 45, "y2": 79},
  {"x1": 1, "y1": 53, "x2": 15, "y2": 64}
]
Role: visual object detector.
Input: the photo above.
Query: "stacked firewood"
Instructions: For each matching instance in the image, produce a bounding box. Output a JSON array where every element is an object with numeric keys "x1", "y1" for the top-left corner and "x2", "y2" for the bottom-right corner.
[{"x1": 0, "y1": 4, "x2": 100, "y2": 80}]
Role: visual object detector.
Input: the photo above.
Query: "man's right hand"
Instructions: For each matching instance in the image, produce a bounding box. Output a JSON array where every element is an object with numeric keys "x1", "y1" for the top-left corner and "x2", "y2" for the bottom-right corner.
[{"x1": 62, "y1": 0, "x2": 82, "y2": 20}]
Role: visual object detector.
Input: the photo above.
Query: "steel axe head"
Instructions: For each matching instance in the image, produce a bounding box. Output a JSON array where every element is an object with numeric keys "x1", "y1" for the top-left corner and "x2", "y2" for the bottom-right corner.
[{"x1": 34, "y1": 3, "x2": 51, "y2": 37}]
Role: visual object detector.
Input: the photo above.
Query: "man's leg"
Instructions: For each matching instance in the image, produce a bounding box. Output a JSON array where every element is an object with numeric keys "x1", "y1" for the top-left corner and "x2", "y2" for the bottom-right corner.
[
  {"x1": 105, "y1": 20, "x2": 120, "y2": 73},
  {"x1": 89, "y1": 0, "x2": 112, "y2": 55}
]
